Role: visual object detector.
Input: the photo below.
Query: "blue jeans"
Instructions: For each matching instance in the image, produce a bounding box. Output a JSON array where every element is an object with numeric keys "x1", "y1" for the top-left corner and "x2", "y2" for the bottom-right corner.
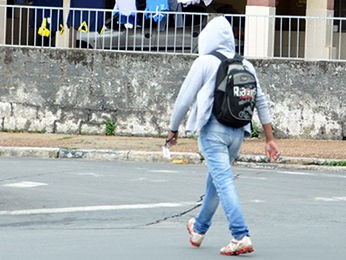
[{"x1": 194, "y1": 115, "x2": 249, "y2": 240}]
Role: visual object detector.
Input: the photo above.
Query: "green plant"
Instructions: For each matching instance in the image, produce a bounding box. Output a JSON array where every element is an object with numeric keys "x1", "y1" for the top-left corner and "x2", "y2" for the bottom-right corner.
[
  {"x1": 105, "y1": 118, "x2": 116, "y2": 136},
  {"x1": 59, "y1": 136, "x2": 73, "y2": 140},
  {"x1": 251, "y1": 121, "x2": 259, "y2": 138},
  {"x1": 323, "y1": 161, "x2": 346, "y2": 167},
  {"x1": 13, "y1": 127, "x2": 21, "y2": 133},
  {"x1": 30, "y1": 128, "x2": 46, "y2": 134}
]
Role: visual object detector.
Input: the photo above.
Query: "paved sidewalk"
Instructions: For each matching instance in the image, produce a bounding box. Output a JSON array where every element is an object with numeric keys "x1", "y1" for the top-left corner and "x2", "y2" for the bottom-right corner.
[{"x1": 0, "y1": 132, "x2": 345, "y2": 170}]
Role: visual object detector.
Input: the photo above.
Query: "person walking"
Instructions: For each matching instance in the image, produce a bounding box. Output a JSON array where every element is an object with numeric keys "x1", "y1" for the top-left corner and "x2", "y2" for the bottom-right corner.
[{"x1": 167, "y1": 16, "x2": 280, "y2": 256}]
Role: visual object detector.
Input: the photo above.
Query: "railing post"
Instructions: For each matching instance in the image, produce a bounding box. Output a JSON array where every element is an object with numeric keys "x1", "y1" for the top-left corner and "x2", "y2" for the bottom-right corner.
[
  {"x1": 305, "y1": 0, "x2": 335, "y2": 60},
  {"x1": 56, "y1": 0, "x2": 71, "y2": 48},
  {"x1": 0, "y1": 1, "x2": 6, "y2": 46},
  {"x1": 244, "y1": 0, "x2": 276, "y2": 58}
]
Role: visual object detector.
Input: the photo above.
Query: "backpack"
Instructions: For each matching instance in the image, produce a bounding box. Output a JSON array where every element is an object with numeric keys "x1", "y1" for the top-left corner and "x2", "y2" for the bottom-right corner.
[{"x1": 211, "y1": 51, "x2": 257, "y2": 128}]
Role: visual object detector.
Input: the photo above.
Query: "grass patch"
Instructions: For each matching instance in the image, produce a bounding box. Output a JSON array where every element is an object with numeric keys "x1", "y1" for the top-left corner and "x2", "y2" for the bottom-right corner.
[
  {"x1": 177, "y1": 142, "x2": 189, "y2": 146},
  {"x1": 323, "y1": 161, "x2": 346, "y2": 167},
  {"x1": 59, "y1": 136, "x2": 73, "y2": 140}
]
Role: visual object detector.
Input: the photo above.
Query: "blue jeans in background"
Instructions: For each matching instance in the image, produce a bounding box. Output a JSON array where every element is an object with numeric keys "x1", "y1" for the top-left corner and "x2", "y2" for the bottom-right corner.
[{"x1": 194, "y1": 115, "x2": 250, "y2": 240}]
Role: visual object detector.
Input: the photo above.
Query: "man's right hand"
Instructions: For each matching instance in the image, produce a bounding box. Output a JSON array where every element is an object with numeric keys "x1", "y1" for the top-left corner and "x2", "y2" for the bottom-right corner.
[{"x1": 265, "y1": 140, "x2": 280, "y2": 162}]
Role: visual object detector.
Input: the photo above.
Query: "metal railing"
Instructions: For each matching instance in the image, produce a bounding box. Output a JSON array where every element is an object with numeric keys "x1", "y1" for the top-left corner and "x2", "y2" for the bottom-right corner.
[
  {"x1": 1, "y1": 4, "x2": 208, "y2": 54},
  {"x1": 1, "y1": 4, "x2": 346, "y2": 61},
  {"x1": 272, "y1": 15, "x2": 346, "y2": 61}
]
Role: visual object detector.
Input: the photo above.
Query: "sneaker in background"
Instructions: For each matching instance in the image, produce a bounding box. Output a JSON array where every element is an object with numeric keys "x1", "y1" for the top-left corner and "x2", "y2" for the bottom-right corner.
[
  {"x1": 220, "y1": 236, "x2": 254, "y2": 255},
  {"x1": 186, "y1": 218, "x2": 205, "y2": 248}
]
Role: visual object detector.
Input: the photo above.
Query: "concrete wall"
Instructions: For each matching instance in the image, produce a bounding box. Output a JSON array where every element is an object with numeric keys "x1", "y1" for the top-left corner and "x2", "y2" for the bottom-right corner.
[{"x1": 0, "y1": 47, "x2": 345, "y2": 140}]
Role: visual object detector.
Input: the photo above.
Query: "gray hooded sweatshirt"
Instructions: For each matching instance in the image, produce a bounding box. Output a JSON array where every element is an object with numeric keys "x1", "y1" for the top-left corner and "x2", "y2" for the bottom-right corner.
[{"x1": 169, "y1": 16, "x2": 272, "y2": 135}]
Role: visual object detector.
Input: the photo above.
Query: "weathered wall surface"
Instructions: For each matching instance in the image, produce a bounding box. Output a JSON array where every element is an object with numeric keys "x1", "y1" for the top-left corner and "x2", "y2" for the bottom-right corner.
[
  {"x1": 0, "y1": 47, "x2": 345, "y2": 140},
  {"x1": 252, "y1": 60, "x2": 346, "y2": 139}
]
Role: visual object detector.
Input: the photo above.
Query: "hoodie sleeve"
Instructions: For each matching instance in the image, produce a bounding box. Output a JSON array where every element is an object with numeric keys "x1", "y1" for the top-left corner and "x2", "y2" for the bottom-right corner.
[
  {"x1": 255, "y1": 82, "x2": 272, "y2": 125},
  {"x1": 169, "y1": 57, "x2": 207, "y2": 131}
]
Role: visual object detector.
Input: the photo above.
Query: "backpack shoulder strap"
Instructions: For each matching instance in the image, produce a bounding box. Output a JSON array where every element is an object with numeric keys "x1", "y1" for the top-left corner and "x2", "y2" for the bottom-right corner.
[
  {"x1": 210, "y1": 51, "x2": 244, "y2": 63},
  {"x1": 210, "y1": 51, "x2": 228, "y2": 61},
  {"x1": 233, "y1": 53, "x2": 244, "y2": 62}
]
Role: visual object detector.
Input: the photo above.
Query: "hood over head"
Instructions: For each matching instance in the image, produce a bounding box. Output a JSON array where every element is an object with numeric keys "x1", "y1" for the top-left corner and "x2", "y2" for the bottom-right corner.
[{"x1": 198, "y1": 16, "x2": 235, "y2": 56}]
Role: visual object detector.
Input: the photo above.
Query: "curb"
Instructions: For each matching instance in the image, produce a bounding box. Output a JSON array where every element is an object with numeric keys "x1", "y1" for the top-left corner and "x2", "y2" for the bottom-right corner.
[
  {"x1": 58, "y1": 148, "x2": 202, "y2": 164},
  {"x1": 0, "y1": 146, "x2": 345, "y2": 171},
  {"x1": 237, "y1": 154, "x2": 345, "y2": 166},
  {"x1": 0, "y1": 147, "x2": 60, "y2": 159}
]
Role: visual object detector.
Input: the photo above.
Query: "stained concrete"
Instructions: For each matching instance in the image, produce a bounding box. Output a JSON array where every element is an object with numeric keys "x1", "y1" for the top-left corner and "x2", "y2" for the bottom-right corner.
[{"x1": 0, "y1": 47, "x2": 345, "y2": 139}]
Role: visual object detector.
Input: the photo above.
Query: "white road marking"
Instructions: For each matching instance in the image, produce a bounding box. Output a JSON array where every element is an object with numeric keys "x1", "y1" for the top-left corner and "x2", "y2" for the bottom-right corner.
[
  {"x1": 128, "y1": 177, "x2": 168, "y2": 183},
  {"x1": 238, "y1": 176, "x2": 267, "y2": 180},
  {"x1": 315, "y1": 196, "x2": 346, "y2": 202},
  {"x1": 324, "y1": 174, "x2": 346, "y2": 179},
  {"x1": 0, "y1": 202, "x2": 197, "y2": 216},
  {"x1": 151, "y1": 179, "x2": 168, "y2": 183},
  {"x1": 77, "y1": 172, "x2": 102, "y2": 177},
  {"x1": 250, "y1": 199, "x2": 265, "y2": 203},
  {"x1": 2, "y1": 181, "x2": 48, "y2": 188},
  {"x1": 243, "y1": 199, "x2": 265, "y2": 204},
  {"x1": 278, "y1": 171, "x2": 346, "y2": 179},
  {"x1": 149, "y1": 170, "x2": 180, "y2": 173},
  {"x1": 128, "y1": 177, "x2": 147, "y2": 181},
  {"x1": 278, "y1": 171, "x2": 314, "y2": 176}
]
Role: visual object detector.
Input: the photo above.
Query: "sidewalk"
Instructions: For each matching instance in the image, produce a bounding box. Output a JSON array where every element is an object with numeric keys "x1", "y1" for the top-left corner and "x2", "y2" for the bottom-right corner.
[{"x1": 0, "y1": 132, "x2": 345, "y2": 169}]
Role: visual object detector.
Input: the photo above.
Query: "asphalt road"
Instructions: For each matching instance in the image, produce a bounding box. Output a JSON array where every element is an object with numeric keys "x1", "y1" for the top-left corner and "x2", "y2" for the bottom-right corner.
[{"x1": 0, "y1": 158, "x2": 346, "y2": 260}]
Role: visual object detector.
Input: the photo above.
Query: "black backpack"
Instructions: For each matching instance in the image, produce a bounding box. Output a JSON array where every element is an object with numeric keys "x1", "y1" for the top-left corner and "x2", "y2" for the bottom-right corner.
[{"x1": 211, "y1": 51, "x2": 257, "y2": 128}]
